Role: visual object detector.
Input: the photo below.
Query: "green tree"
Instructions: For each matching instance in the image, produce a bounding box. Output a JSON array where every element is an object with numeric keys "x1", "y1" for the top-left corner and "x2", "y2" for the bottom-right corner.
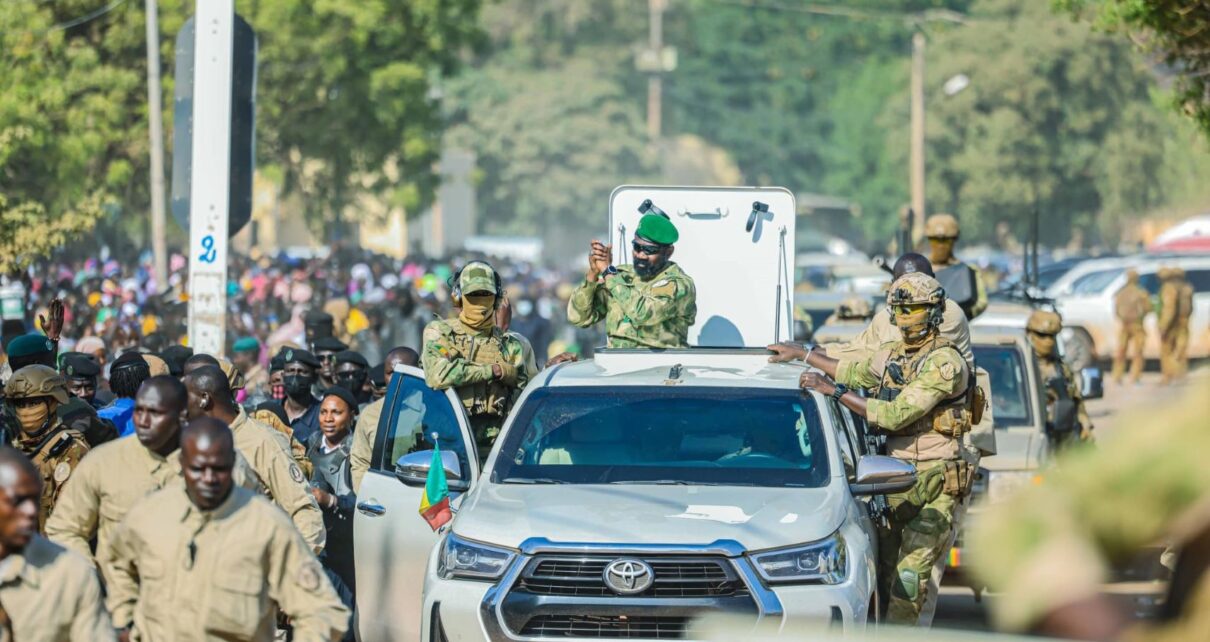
[{"x1": 1057, "y1": 0, "x2": 1210, "y2": 139}]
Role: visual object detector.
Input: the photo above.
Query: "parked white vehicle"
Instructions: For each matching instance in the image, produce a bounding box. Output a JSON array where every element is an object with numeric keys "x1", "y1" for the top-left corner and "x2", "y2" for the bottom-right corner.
[
  {"x1": 1047, "y1": 256, "x2": 1210, "y2": 368},
  {"x1": 349, "y1": 350, "x2": 915, "y2": 641}
]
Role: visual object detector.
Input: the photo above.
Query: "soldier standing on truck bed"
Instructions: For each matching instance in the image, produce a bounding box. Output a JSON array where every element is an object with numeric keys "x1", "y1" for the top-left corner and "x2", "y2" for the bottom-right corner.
[
  {"x1": 924, "y1": 214, "x2": 987, "y2": 320},
  {"x1": 1111, "y1": 268, "x2": 1150, "y2": 385}
]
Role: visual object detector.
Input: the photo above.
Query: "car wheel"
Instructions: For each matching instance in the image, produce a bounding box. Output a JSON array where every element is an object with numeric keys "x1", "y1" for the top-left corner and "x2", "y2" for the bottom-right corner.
[{"x1": 1062, "y1": 328, "x2": 1095, "y2": 371}]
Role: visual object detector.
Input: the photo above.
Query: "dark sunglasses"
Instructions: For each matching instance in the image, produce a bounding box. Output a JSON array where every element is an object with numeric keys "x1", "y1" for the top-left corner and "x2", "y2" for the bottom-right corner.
[{"x1": 632, "y1": 241, "x2": 663, "y2": 255}]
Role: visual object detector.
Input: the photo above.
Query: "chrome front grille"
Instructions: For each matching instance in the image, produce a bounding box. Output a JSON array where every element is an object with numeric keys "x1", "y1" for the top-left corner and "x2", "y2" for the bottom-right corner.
[
  {"x1": 519, "y1": 615, "x2": 691, "y2": 639},
  {"x1": 515, "y1": 556, "x2": 748, "y2": 598}
]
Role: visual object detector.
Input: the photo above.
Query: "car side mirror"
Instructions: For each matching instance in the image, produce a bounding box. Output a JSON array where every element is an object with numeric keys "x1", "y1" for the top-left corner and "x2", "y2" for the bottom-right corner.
[
  {"x1": 849, "y1": 455, "x2": 916, "y2": 496},
  {"x1": 1079, "y1": 367, "x2": 1103, "y2": 400},
  {"x1": 395, "y1": 450, "x2": 469, "y2": 491}
]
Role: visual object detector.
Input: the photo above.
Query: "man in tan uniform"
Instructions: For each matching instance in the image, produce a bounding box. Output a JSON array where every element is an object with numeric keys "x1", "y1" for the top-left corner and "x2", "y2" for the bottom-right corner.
[
  {"x1": 46, "y1": 376, "x2": 263, "y2": 575},
  {"x1": 350, "y1": 346, "x2": 417, "y2": 492},
  {"x1": 1112, "y1": 268, "x2": 1150, "y2": 385},
  {"x1": 106, "y1": 418, "x2": 347, "y2": 641},
  {"x1": 182, "y1": 366, "x2": 325, "y2": 553},
  {"x1": 1173, "y1": 267, "x2": 1195, "y2": 379},
  {"x1": 0, "y1": 447, "x2": 114, "y2": 641},
  {"x1": 4, "y1": 365, "x2": 90, "y2": 531},
  {"x1": 1158, "y1": 267, "x2": 1193, "y2": 384}
]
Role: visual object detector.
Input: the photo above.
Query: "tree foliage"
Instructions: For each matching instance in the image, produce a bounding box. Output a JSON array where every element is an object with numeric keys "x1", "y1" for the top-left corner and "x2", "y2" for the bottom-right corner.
[{"x1": 1057, "y1": 0, "x2": 1210, "y2": 139}]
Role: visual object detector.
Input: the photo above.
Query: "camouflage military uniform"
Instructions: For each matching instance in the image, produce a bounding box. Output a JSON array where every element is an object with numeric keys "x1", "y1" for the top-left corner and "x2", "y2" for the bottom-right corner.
[
  {"x1": 5, "y1": 366, "x2": 91, "y2": 531},
  {"x1": 567, "y1": 263, "x2": 697, "y2": 349},
  {"x1": 833, "y1": 274, "x2": 973, "y2": 624},
  {"x1": 1174, "y1": 270, "x2": 1194, "y2": 378},
  {"x1": 1158, "y1": 267, "x2": 1193, "y2": 383},
  {"x1": 1112, "y1": 269, "x2": 1150, "y2": 384},
  {"x1": 1027, "y1": 310, "x2": 1092, "y2": 451},
  {"x1": 971, "y1": 380, "x2": 1210, "y2": 640},
  {"x1": 423, "y1": 320, "x2": 528, "y2": 460}
]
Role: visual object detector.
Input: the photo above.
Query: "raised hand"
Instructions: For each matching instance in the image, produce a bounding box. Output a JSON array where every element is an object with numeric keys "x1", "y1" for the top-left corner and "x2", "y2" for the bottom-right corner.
[{"x1": 38, "y1": 298, "x2": 65, "y2": 342}]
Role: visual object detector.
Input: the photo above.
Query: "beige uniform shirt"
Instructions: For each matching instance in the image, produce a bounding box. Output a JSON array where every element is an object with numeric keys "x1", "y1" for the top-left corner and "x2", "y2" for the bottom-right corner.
[
  {"x1": 350, "y1": 396, "x2": 384, "y2": 493},
  {"x1": 45, "y1": 436, "x2": 265, "y2": 573},
  {"x1": 105, "y1": 485, "x2": 347, "y2": 641},
  {"x1": 0, "y1": 535, "x2": 115, "y2": 641},
  {"x1": 829, "y1": 299, "x2": 973, "y2": 367},
  {"x1": 230, "y1": 409, "x2": 326, "y2": 553}
]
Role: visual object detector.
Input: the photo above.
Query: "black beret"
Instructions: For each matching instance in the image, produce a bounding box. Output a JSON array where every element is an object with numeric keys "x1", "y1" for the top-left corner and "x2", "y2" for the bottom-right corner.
[
  {"x1": 269, "y1": 352, "x2": 286, "y2": 372},
  {"x1": 279, "y1": 348, "x2": 321, "y2": 368},
  {"x1": 334, "y1": 350, "x2": 368, "y2": 368},
  {"x1": 304, "y1": 311, "x2": 334, "y2": 327},
  {"x1": 320, "y1": 386, "x2": 360, "y2": 415},
  {"x1": 368, "y1": 363, "x2": 386, "y2": 386},
  {"x1": 311, "y1": 336, "x2": 349, "y2": 353},
  {"x1": 161, "y1": 345, "x2": 194, "y2": 377},
  {"x1": 60, "y1": 352, "x2": 101, "y2": 378}
]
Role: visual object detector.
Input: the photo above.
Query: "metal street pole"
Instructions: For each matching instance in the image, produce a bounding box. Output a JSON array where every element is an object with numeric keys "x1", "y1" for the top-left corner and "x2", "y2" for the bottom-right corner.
[
  {"x1": 186, "y1": 0, "x2": 234, "y2": 355},
  {"x1": 145, "y1": 0, "x2": 168, "y2": 290},
  {"x1": 647, "y1": 0, "x2": 665, "y2": 140},
  {"x1": 910, "y1": 31, "x2": 926, "y2": 244}
]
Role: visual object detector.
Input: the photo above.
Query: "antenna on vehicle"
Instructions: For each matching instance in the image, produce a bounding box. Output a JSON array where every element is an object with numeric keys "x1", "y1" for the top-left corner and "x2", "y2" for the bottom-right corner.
[{"x1": 774, "y1": 225, "x2": 790, "y2": 342}]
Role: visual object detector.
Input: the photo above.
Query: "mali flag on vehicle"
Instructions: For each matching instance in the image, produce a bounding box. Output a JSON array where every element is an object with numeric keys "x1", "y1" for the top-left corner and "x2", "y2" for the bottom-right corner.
[{"x1": 418, "y1": 444, "x2": 452, "y2": 531}]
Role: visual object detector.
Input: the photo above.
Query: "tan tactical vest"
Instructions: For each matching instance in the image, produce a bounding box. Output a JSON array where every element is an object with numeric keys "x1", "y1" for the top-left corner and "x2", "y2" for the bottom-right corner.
[
  {"x1": 876, "y1": 336, "x2": 973, "y2": 460},
  {"x1": 444, "y1": 318, "x2": 516, "y2": 418}
]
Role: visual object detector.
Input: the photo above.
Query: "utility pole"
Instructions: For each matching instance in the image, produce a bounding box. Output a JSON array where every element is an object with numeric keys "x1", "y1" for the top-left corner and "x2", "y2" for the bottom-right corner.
[
  {"x1": 145, "y1": 0, "x2": 168, "y2": 290},
  {"x1": 646, "y1": 0, "x2": 666, "y2": 140},
  {"x1": 910, "y1": 31, "x2": 926, "y2": 244}
]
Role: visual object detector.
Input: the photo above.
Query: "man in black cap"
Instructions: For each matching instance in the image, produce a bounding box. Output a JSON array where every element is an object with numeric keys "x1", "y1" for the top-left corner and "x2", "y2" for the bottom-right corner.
[
  {"x1": 332, "y1": 350, "x2": 371, "y2": 407},
  {"x1": 304, "y1": 310, "x2": 335, "y2": 346},
  {"x1": 311, "y1": 336, "x2": 348, "y2": 391},
  {"x1": 59, "y1": 353, "x2": 103, "y2": 409},
  {"x1": 265, "y1": 349, "x2": 323, "y2": 443}
]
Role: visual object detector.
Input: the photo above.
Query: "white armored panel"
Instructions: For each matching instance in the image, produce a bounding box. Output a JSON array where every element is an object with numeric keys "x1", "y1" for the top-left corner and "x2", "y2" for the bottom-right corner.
[{"x1": 608, "y1": 186, "x2": 797, "y2": 347}]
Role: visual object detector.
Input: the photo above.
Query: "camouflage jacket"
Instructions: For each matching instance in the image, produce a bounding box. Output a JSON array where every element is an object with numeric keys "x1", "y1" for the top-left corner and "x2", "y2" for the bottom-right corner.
[
  {"x1": 11, "y1": 423, "x2": 90, "y2": 531},
  {"x1": 422, "y1": 318, "x2": 529, "y2": 418},
  {"x1": 566, "y1": 263, "x2": 697, "y2": 349},
  {"x1": 1037, "y1": 355, "x2": 1092, "y2": 440},
  {"x1": 1113, "y1": 284, "x2": 1151, "y2": 324},
  {"x1": 836, "y1": 336, "x2": 970, "y2": 462},
  {"x1": 971, "y1": 380, "x2": 1210, "y2": 635}
]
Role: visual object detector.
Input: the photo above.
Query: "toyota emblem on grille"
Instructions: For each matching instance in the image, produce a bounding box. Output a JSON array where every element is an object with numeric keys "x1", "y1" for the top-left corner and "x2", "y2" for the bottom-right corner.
[{"x1": 602, "y1": 558, "x2": 654, "y2": 595}]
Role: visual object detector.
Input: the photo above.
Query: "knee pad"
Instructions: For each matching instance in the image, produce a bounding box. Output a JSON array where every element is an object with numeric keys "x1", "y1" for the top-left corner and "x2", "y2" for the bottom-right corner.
[{"x1": 892, "y1": 568, "x2": 920, "y2": 602}]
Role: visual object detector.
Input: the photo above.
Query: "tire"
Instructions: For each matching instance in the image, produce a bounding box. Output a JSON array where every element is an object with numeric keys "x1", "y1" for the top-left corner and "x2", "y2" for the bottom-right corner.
[{"x1": 1063, "y1": 327, "x2": 1095, "y2": 371}]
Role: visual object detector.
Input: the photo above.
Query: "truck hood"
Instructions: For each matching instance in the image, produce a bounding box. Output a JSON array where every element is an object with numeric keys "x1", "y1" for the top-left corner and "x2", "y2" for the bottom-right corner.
[{"x1": 453, "y1": 482, "x2": 847, "y2": 553}]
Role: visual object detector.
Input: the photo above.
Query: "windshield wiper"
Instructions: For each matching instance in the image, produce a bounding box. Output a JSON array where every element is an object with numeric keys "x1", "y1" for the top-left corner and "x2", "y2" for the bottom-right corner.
[{"x1": 503, "y1": 477, "x2": 569, "y2": 485}]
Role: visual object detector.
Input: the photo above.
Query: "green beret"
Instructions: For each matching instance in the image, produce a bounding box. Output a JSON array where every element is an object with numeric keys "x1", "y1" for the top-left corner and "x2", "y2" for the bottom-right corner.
[
  {"x1": 232, "y1": 337, "x2": 260, "y2": 353},
  {"x1": 7, "y1": 334, "x2": 54, "y2": 360},
  {"x1": 636, "y1": 213, "x2": 679, "y2": 246}
]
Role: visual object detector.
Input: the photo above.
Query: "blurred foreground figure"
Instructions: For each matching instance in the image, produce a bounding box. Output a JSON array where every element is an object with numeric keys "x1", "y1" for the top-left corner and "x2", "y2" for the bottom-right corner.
[
  {"x1": 0, "y1": 447, "x2": 114, "y2": 640},
  {"x1": 107, "y1": 419, "x2": 347, "y2": 641},
  {"x1": 1112, "y1": 269, "x2": 1149, "y2": 385},
  {"x1": 971, "y1": 380, "x2": 1210, "y2": 641}
]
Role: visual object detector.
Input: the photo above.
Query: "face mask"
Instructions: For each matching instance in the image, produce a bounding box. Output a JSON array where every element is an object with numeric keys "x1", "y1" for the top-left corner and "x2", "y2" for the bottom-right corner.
[
  {"x1": 894, "y1": 308, "x2": 933, "y2": 349},
  {"x1": 459, "y1": 295, "x2": 496, "y2": 332},
  {"x1": 928, "y1": 239, "x2": 954, "y2": 264},
  {"x1": 271, "y1": 383, "x2": 286, "y2": 401},
  {"x1": 1030, "y1": 333, "x2": 1057, "y2": 358},
  {"x1": 15, "y1": 402, "x2": 50, "y2": 434},
  {"x1": 283, "y1": 375, "x2": 314, "y2": 401}
]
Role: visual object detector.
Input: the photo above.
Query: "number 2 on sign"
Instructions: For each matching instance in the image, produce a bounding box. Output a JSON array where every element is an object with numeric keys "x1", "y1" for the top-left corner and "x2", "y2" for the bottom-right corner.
[{"x1": 199, "y1": 235, "x2": 217, "y2": 264}]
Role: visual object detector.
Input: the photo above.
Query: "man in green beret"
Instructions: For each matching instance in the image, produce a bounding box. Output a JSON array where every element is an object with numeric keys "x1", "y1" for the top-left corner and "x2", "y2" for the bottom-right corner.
[
  {"x1": 568, "y1": 213, "x2": 697, "y2": 349},
  {"x1": 231, "y1": 337, "x2": 268, "y2": 401}
]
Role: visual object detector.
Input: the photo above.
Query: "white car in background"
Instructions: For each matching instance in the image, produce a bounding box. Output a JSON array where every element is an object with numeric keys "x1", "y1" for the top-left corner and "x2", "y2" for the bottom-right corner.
[{"x1": 354, "y1": 351, "x2": 916, "y2": 640}]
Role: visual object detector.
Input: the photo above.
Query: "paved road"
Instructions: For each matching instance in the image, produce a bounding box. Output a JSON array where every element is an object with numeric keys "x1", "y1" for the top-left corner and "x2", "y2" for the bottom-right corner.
[{"x1": 931, "y1": 367, "x2": 1201, "y2": 632}]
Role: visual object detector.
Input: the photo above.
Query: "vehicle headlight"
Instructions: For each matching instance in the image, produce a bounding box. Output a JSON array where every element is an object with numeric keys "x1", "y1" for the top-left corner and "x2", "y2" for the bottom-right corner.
[
  {"x1": 437, "y1": 533, "x2": 516, "y2": 581},
  {"x1": 986, "y1": 470, "x2": 1044, "y2": 505},
  {"x1": 749, "y1": 534, "x2": 847, "y2": 585}
]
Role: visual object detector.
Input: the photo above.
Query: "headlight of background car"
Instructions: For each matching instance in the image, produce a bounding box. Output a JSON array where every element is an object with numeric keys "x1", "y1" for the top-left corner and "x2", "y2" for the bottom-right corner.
[
  {"x1": 750, "y1": 534, "x2": 847, "y2": 585},
  {"x1": 437, "y1": 534, "x2": 516, "y2": 581}
]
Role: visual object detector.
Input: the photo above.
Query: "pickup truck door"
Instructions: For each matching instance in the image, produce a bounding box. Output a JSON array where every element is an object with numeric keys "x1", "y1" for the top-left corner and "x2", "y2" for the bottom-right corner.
[{"x1": 354, "y1": 365, "x2": 479, "y2": 642}]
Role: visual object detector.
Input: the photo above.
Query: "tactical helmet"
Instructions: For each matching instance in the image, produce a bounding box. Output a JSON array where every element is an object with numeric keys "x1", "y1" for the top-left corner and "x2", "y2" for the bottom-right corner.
[
  {"x1": 836, "y1": 296, "x2": 873, "y2": 320},
  {"x1": 886, "y1": 272, "x2": 946, "y2": 328},
  {"x1": 1172, "y1": 267, "x2": 1186, "y2": 279},
  {"x1": 925, "y1": 213, "x2": 960, "y2": 239},
  {"x1": 1125, "y1": 268, "x2": 1139, "y2": 284},
  {"x1": 5, "y1": 365, "x2": 70, "y2": 404},
  {"x1": 1026, "y1": 310, "x2": 1062, "y2": 336},
  {"x1": 1157, "y1": 267, "x2": 1172, "y2": 280}
]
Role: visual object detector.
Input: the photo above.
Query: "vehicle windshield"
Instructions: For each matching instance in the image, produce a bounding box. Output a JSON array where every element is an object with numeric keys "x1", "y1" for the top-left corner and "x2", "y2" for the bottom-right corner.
[
  {"x1": 973, "y1": 345, "x2": 1032, "y2": 428},
  {"x1": 492, "y1": 386, "x2": 831, "y2": 488},
  {"x1": 1069, "y1": 268, "x2": 1123, "y2": 295}
]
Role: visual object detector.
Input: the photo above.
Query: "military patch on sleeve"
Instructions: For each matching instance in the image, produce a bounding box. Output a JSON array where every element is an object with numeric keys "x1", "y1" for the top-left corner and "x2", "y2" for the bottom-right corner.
[
  {"x1": 297, "y1": 560, "x2": 322, "y2": 591},
  {"x1": 54, "y1": 462, "x2": 71, "y2": 483},
  {"x1": 649, "y1": 279, "x2": 676, "y2": 297},
  {"x1": 289, "y1": 463, "x2": 305, "y2": 484},
  {"x1": 938, "y1": 361, "x2": 957, "y2": 382}
]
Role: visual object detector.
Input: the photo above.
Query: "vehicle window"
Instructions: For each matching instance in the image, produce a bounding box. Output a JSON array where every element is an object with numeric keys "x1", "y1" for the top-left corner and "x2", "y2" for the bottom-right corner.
[
  {"x1": 1186, "y1": 269, "x2": 1210, "y2": 293},
  {"x1": 972, "y1": 345, "x2": 1032, "y2": 428},
  {"x1": 492, "y1": 386, "x2": 830, "y2": 488},
  {"x1": 825, "y1": 400, "x2": 857, "y2": 477},
  {"x1": 1138, "y1": 273, "x2": 1160, "y2": 295},
  {"x1": 842, "y1": 407, "x2": 870, "y2": 456},
  {"x1": 373, "y1": 374, "x2": 473, "y2": 480},
  {"x1": 1071, "y1": 269, "x2": 1123, "y2": 295}
]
